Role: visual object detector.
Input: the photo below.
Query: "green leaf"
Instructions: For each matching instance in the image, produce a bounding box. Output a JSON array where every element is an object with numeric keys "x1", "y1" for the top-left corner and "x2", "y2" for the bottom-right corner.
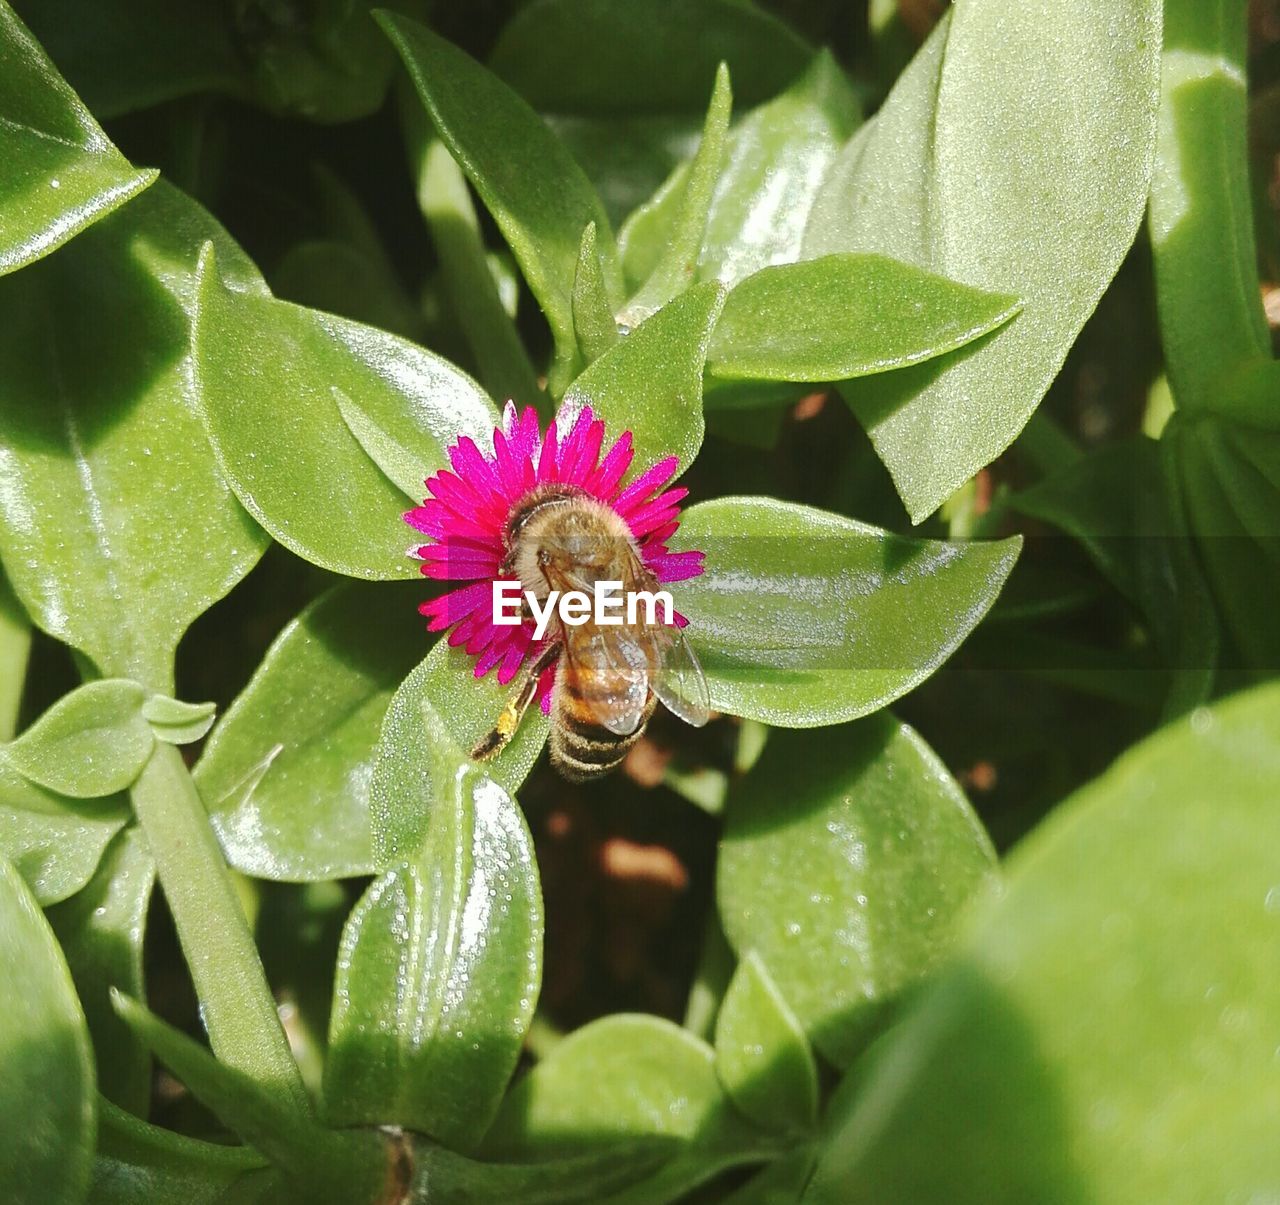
[
  {"x1": 1166, "y1": 417, "x2": 1280, "y2": 672},
  {"x1": 6, "y1": 680, "x2": 152, "y2": 798},
  {"x1": 572, "y1": 222, "x2": 620, "y2": 364},
  {"x1": 1149, "y1": 0, "x2": 1270, "y2": 415},
  {"x1": 370, "y1": 640, "x2": 549, "y2": 869},
  {"x1": 113, "y1": 993, "x2": 382, "y2": 1201},
  {"x1": 489, "y1": 0, "x2": 812, "y2": 116},
  {"x1": 325, "y1": 704, "x2": 542, "y2": 1151},
  {"x1": 0, "y1": 0, "x2": 155, "y2": 274},
  {"x1": 91, "y1": 1098, "x2": 267, "y2": 1205},
  {"x1": 804, "y1": 680, "x2": 1280, "y2": 1205},
  {"x1": 47, "y1": 826, "x2": 155, "y2": 1115},
  {"x1": 804, "y1": 2, "x2": 1162, "y2": 522},
  {"x1": 381, "y1": 10, "x2": 621, "y2": 395},
  {"x1": 671, "y1": 497, "x2": 1020, "y2": 726},
  {"x1": 0, "y1": 856, "x2": 95, "y2": 1204},
  {"x1": 1014, "y1": 436, "x2": 1217, "y2": 714},
  {"x1": 715, "y1": 952, "x2": 819, "y2": 1134},
  {"x1": 0, "y1": 753, "x2": 128, "y2": 905},
  {"x1": 143, "y1": 696, "x2": 217, "y2": 745},
  {"x1": 0, "y1": 566, "x2": 30, "y2": 742},
  {"x1": 718, "y1": 717, "x2": 997, "y2": 1068},
  {"x1": 721, "y1": 1145, "x2": 817, "y2": 1205},
  {"x1": 408, "y1": 1139, "x2": 680, "y2": 1205},
  {"x1": 708, "y1": 254, "x2": 1021, "y2": 383},
  {"x1": 561, "y1": 280, "x2": 726, "y2": 478},
  {"x1": 196, "y1": 582, "x2": 425, "y2": 881},
  {"x1": 409, "y1": 127, "x2": 547, "y2": 414},
  {"x1": 0, "y1": 181, "x2": 269, "y2": 693},
  {"x1": 622, "y1": 64, "x2": 732, "y2": 325},
  {"x1": 484, "y1": 1014, "x2": 775, "y2": 1203},
  {"x1": 621, "y1": 49, "x2": 856, "y2": 295},
  {"x1": 192, "y1": 242, "x2": 496, "y2": 579}
]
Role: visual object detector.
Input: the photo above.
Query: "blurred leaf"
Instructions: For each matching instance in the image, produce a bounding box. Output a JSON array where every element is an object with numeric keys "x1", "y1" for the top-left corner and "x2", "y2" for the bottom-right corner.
[
  {"x1": 0, "y1": 182, "x2": 269, "y2": 693},
  {"x1": 805, "y1": 681, "x2": 1280, "y2": 1204},
  {"x1": 114, "y1": 993, "x2": 382, "y2": 1200},
  {"x1": 195, "y1": 582, "x2": 424, "y2": 881},
  {"x1": 47, "y1": 826, "x2": 155, "y2": 1115},
  {"x1": 11, "y1": 0, "x2": 424, "y2": 122},
  {"x1": 0, "y1": 857, "x2": 94, "y2": 1204},
  {"x1": 0, "y1": 0, "x2": 155, "y2": 274},
  {"x1": 484, "y1": 1014, "x2": 775, "y2": 1203},
  {"x1": 409, "y1": 130, "x2": 545, "y2": 412},
  {"x1": 490, "y1": 0, "x2": 811, "y2": 115},
  {"x1": 622, "y1": 65, "x2": 732, "y2": 324},
  {"x1": 1166, "y1": 417, "x2": 1280, "y2": 673},
  {"x1": 671, "y1": 498, "x2": 1020, "y2": 725},
  {"x1": 382, "y1": 10, "x2": 621, "y2": 394},
  {"x1": 572, "y1": 222, "x2": 620, "y2": 363},
  {"x1": 1014, "y1": 435, "x2": 1217, "y2": 713},
  {"x1": 721, "y1": 1145, "x2": 818, "y2": 1205},
  {"x1": 143, "y1": 696, "x2": 217, "y2": 745},
  {"x1": 6, "y1": 680, "x2": 152, "y2": 798},
  {"x1": 715, "y1": 952, "x2": 819, "y2": 1134},
  {"x1": 325, "y1": 700, "x2": 541, "y2": 1151},
  {"x1": 408, "y1": 1139, "x2": 681, "y2": 1205},
  {"x1": 370, "y1": 640, "x2": 549, "y2": 869},
  {"x1": 708, "y1": 254, "x2": 1021, "y2": 383},
  {"x1": 192, "y1": 243, "x2": 496, "y2": 580},
  {"x1": 624, "y1": 50, "x2": 857, "y2": 294},
  {"x1": 561, "y1": 280, "x2": 726, "y2": 477},
  {"x1": 91, "y1": 1097, "x2": 267, "y2": 1205},
  {"x1": 0, "y1": 754, "x2": 128, "y2": 905},
  {"x1": 804, "y1": 1, "x2": 1162, "y2": 522},
  {"x1": 719, "y1": 717, "x2": 997, "y2": 1067}
]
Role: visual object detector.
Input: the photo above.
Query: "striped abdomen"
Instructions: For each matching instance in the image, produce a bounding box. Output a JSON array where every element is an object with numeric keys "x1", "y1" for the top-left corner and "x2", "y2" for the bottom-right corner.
[{"x1": 550, "y1": 677, "x2": 656, "y2": 781}]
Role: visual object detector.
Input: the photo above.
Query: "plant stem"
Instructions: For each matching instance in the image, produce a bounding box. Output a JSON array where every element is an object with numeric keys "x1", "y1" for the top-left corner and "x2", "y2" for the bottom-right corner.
[
  {"x1": 405, "y1": 94, "x2": 549, "y2": 418},
  {"x1": 129, "y1": 741, "x2": 312, "y2": 1121},
  {"x1": 0, "y1": 571, "x2": 31, "y2": 742},
  {"x1": 1150, "y1": 0, "x2": 1271, "y2": 417}
]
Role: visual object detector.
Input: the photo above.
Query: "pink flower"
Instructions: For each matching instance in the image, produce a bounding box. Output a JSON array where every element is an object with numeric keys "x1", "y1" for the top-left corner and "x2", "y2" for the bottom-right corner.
[{"x1": 404, "y1": 402, "x2": 704, "y2": 711}]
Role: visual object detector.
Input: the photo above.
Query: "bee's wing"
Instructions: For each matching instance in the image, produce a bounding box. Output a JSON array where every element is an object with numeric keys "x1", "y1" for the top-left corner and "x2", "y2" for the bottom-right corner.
[
  {"x1": 645, "y1": 624, "x2": 712, "y2": 728},
  {"x1": 560, "y1": 622, "x2": 651, "y2": 736}
]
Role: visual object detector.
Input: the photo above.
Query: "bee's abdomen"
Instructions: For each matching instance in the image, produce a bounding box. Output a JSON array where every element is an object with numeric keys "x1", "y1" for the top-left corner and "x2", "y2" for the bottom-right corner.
[{"x1": 551, "y1": 694, "x2": 655, "y2": 782}]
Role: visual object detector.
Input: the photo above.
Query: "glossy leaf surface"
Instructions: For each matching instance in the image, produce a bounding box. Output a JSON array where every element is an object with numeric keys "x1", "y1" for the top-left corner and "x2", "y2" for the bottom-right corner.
[
  {"x1": 0, "y1": 0, "x2": 155, "y2": 274},
  {"x1": 672, "y1": 498, "x2": 1020, "y2": 725},
  {"x1": 719, "y1": 717, "x2": 997, "y2": 1067},
  {"x1": 622, "y1": 65, "x2": 732, "y2": 324},
  {"x1": 0, "y1": 181, "x2": 268, "y2": 693},
  {"x1": 0, "y1": 754, "x2": 128, "y2": 905},
  {"x1": 804, "y1": 2, "x2": 1162, "y2": 521},
  {"x1": 0, "y1": 857, "x2": 94, "y2": 1204},
  {"x1": 6, "y1": 679, "x2": 151, "y2": 798},
  {"x1": 622, "y1": 50, "x2": 857, "y2": 295},
  {"x1": 193, "y1": 244, "x2": 496, "y2": 581},
  {"x1": 485, "y1": 1013, "x2": 773, "y2": 1203},
  {"x1": 805, "y1": 681, "x2": 1280, "y2": 1203},
  {"x1": 370, "y1": 640, "x2": 549, "y2": 868},
  {"x1": 562, "y1": 280, "x2": 725, "y2": 476},
  {"x1": 383, "y1": 11, "x2": 621, "y2": 392},
  {"x1": 195, "y1": 582, "x2": 424, "y2": 880},
  {"x1": 47, "y1": 825, "x2": 155, "y2": 1114},
  {"x1": 709, "y1": 254, "x2": 1020, "y2": 384},
  {"x1": 326, "y1": 706, "x2": 542, "y2": 1151},
  {"x1": 715, "y1": 952, "x2": 819, "y2": 1134}
]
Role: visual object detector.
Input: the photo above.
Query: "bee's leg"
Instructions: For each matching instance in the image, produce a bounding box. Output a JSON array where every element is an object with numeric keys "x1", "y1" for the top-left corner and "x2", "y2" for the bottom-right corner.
[{"x1": 471, "y1": 642, "x2": 560, "y2": 762}]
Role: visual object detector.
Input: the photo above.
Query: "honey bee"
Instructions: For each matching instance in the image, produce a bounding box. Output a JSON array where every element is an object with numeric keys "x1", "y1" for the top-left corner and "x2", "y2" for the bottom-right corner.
[{"x1": 471, "y1": 483, "x2": 711, "y2": 780}]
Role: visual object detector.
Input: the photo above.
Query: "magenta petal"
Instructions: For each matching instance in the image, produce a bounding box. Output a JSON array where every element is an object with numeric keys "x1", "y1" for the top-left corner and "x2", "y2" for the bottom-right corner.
[{"x1": 613, "y1": 456, "x2": 679, "y2": 514}]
